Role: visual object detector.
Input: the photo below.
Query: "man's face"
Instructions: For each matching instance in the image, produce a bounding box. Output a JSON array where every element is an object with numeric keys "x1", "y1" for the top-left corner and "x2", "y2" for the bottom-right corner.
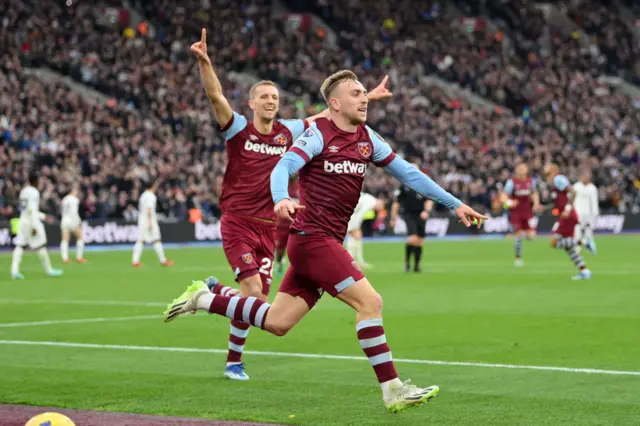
[
  {"x1": 250, "y1": 85, "x2": 280, "y2": 121},
  {"x1": 516, "y1": 164, "x2": 529, "y2": 177},
  {"x1": 332, "y1": 79, "x2": 368, "y2": 125}
]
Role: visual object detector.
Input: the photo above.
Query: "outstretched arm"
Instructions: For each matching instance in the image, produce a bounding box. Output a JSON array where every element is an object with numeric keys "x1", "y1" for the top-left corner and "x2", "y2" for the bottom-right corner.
[{"x1": 191, "y1": 29, "x2": 233, "y2": 128}]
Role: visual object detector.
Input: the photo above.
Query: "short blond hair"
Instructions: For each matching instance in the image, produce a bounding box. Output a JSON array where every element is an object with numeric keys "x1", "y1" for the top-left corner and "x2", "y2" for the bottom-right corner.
[
  {"x1": 320, "y1": 70, "x2": 359, "y2": 103},
  {"x1": 249, "y1": 80, "x2": 277, "y2": 99}
]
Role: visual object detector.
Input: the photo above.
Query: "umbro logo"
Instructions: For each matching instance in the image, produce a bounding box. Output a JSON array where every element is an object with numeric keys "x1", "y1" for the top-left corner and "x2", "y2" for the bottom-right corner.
[
  {"x1": 250, "y1": 135, "x2": 259, "y2": 141},
  {"x1": 328, "y1": 145, "x2": 339, "y2": 153}
]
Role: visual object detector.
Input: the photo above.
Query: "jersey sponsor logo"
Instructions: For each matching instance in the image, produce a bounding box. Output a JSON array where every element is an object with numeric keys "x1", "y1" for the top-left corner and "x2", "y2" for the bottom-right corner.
[
  {"x1": 323, "y1": 160, "x2": 367, "y2": 176},
  {"x1": 244, "y1": 140, "x2": 287, "y2": 156},
  {"x1": 358, "y1": 142, "x2": 372, "y2": 158},
  {"x1": 242, "y1": 253, "x2": 254, "y2": 264},
  {"x1": 273, "y1": 133, "x2": 287, "y2": 146},
  {"x1": 514, "y1": 189, "x2": 531, "y2": 196}
]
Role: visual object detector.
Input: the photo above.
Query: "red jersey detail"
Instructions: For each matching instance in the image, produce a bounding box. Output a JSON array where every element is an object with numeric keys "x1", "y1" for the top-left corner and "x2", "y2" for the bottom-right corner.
[
  {"x1": 220, "y1": 115, "x2": 306, "y2": 221},
  {"x1": 511, "y1": 177, "x2": 534, "y2": 216}
]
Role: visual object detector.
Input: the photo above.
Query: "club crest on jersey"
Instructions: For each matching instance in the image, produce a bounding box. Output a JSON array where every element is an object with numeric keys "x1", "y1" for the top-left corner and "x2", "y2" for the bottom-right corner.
[
  {"x1": 273, "y1": 133, "x2": 287, "y2": 146},
  {"x1": 241, "y1": 253, "x2": 253, "y2": 264},
  {"x1": 358, "y1": 142, "x2": 372, "y2": 158}
]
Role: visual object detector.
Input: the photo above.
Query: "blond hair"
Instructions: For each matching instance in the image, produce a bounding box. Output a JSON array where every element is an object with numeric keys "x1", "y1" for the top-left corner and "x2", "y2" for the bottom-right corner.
[
  {"x1": 320, "y1": 70, "x2": 359, "y2": 103},
  {"x1": 249, "y1": 80, "x2": 277, "y2": 99}
]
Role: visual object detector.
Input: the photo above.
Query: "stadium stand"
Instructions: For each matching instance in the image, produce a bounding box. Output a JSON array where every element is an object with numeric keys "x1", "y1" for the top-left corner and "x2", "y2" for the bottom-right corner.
[{"x1": 1, "y1": 0, "x2": 638, "y2": 222}]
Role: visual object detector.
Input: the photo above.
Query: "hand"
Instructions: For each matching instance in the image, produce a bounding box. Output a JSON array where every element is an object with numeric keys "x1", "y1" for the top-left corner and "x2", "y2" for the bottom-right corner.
[
  {"x1": 45, "y1": 216, "x2": 55, "y2": 224},
  {"x1": 533, "y1": 204, "x2": 543, "y2": 213},
  {"x1": 274, "y1": 199, "x2": 305, "y2": 221},
  {"x1": 455, "y1": 204, "x2": 489, "y2": 228},
  {"x1": 367, "y1": 75, "x2": 393, "y2": 101},
  {"x1": 190, "y1": 28, "x2": 212, "y2": 65},
  {"x1": 420, "y1": 210, "x2": 430, "y2": 221}
]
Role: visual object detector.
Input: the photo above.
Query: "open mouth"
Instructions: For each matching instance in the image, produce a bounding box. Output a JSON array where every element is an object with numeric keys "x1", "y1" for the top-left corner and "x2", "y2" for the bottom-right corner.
[
  {"x1": 358, "y1": 107, "x2": 367, "y2": 113},
  {"x1": 264, "y1": 106, "x2": 276, "y2": 112}
]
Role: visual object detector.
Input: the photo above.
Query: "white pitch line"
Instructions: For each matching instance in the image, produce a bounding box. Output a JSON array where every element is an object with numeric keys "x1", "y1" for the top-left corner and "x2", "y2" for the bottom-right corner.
[
  {"x1": 0, "y1": 315, "x2": 161, "y2": 328},
  {"x1": 0, "y1": 299, "x2": 166, "y2": 307},
  {"x1": 0, "y1": 340, "x2": 638, "y2": 377}
]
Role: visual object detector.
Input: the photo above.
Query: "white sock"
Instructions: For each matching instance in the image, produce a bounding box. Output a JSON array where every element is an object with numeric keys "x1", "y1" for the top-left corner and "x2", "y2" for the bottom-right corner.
[
  {"x1": 76, "y1": 240, "x2": 85, "y2": 260},
  {"x1": 38, "y1": 248, "x2": 53, "y2": 274},
  {"x1": 132, "y1": 241, "x2": 143, "y2": 263},
  {"x1": 60, "y1": 240, "x2": 69, "y2": 261},
  {"x1": 380, "y1": 378, "x2": 404, "y2": 398},
  {"x1": 354, "y1": 238, "x2": 365, "y2": 264},
  {"x1": 196, "y1": 293, "x2": 214, "y2": 310},
  {"x1": 11, "y1": 246, "x2": 24, "y2": 275},
  {"x1": 346, "y1": 237, "x2": 358, "y2": 258},
  {"x1": 153, "y1": 241, "x2": 167, "y2": 263}
]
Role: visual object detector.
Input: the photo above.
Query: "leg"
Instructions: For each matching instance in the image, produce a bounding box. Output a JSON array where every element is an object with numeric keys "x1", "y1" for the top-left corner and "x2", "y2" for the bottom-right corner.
[
  {"x1": 74, "y1": 227, "x2": 85, "y2": 262},
  {"x1": 132, "y1": 240, "x2": 143, "y2": 266},
  {"x1": 153, "y1": 239, "x2": 167, "y2": 264},
  {"x1": 60, "y1": 229, "x2": 70, "y2": 263},
  {"x1": 11, "y1": 245, "x2": 25, "y2": 279},
  {"x1": 414, "y1": 237, "x2": 424, "y2": 272},
  {"x1": 514, "y1": 229, "x2": 524, "y2": 266},
  {"x1": 406, "y1": 234, "x2": 419, "y2": 272},
  {"x1": 414, "y1": 218, "x2": 426, "y2": 272},
  {"x1": 338, "y1": 279, "x2": 439, "y2": 411}
]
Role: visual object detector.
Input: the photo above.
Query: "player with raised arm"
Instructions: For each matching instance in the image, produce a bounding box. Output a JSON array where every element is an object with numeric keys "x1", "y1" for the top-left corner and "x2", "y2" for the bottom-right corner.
[
  {"x1": 573, "y1": 170, "x2": 599, "y2": 253},
  {"x1": 132, "y1": 181, "x2": 173, "y2": 268},
  {"x1": 544, "y1": 164, "x2": 596, "y2": 280},
  {"x1": 500, "y1": 163, "x2": 542, "y2": 266},
  {"x1": 11, "y1": 173, "x2": 63, "y2": 279},
  {"x1": 60, "y1": 184, "x2": 86, "y2": 264},
  {"x1": 190, "y1": 29, "x2": 393, "y2": 380},
  {"x1": 345, "y1": 192, "x2": 382, "y2": 269},
  {"x1": 163, "y1": 70, "x2": 487, "y2": 412}
]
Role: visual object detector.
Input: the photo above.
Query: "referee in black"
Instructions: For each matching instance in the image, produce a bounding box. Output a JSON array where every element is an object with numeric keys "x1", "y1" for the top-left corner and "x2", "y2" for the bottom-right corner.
[{"x1": 390, "y1": 174, "x2": 434, "y2": 273}]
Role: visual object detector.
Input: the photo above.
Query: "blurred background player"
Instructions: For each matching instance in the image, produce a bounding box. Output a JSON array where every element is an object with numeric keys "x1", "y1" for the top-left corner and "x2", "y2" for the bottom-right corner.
[
  {"x1": 500, "y1": 163, "x2": 542, "y2": 266},
  {"x1": 346, "y1": 192, "x2": 382, "y2": 269},
  {"x1": 60, "y1": 184, "x2": 86, "y2": 264},
  {"x1": 573, "y1": 170, "x2": 599, "y2": 253},
  {"x1": 544, "y1": 164, "x2": 596, "y2": 280},
  {"x1": 164, "y1": 69, "x2": 487, "y2": 412},
  {"x1": 132, "y1": 181, "x2": 173, "y2": 268},
  {"x1": 390, "y1": 164, "x2": 434, "y2": 273},
  {"x1": 190, "y1": 29, "x2": 392, "y2": 380},
  {"x1": 11, "y1": 173, "x2": 63, "y2": 279},
  {"x1": 275, "y1": 175, "x2": 299, "y2": 276}
]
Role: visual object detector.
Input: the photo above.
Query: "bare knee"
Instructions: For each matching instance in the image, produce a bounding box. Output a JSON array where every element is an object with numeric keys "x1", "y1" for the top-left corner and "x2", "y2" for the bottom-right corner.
[{"x1": 239, "y1": 274, "x2": 264, "y2": 298}]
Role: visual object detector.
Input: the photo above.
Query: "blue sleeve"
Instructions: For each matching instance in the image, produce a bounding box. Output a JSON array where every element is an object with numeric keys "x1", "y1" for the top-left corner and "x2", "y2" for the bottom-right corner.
[
  {"x1": 504, "y1": 179, "x2": 514, "y2": 195},
  {"x1": 384, "y1": 157, "x2": 462, "y2": 211},
  {"x1": 366, "y1": 126, "x2": 396, "y2": 166},
  {"x1": 219, "y1": 112, "x2": 247, "y2": 141},
  {"x1": 271, "y1": 152, "x2": 307, "y2": 204},
  {"x1": 531, "y1": 178, "x2": 538, "y2": 191},
  {"x1": 289, "y1": 122, "x2": 325, "y2": 160},
  {"x1": 278, "y1": 119, "x2": 307, "y2": 140},
  {"x1": 554, "y1": 175, "x2": 569, "y2": 191}
]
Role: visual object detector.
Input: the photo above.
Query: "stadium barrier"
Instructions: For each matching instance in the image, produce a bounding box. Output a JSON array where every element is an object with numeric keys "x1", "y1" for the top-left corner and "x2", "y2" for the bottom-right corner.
[{"x1": 0, "y1": 213, "x2": 636, "y2": 248}]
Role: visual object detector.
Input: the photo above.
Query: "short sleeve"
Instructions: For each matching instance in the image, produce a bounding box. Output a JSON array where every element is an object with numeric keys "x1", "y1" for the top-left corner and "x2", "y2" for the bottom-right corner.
[
  {"x1": 504, "y1": 179, "x2": 514, "y2": 195},
  {"x1": 218, "y1": 111, "x2": 248, "y2": 141},
  {"x1": 289, "y1": 123, "x2": 324, "y2": 162},
  {"x1": 278, "y1": 119, "x2": 308, "y2": 140},
  {"x1": 366, "y1": 126, "x2": 396, "y2": 167},
  {"x1": 553, "y1": 175, "x2": 570, "y2": 191},
  {"x1": 531, "y1": 178, "x2": 537, "y2": 191}
]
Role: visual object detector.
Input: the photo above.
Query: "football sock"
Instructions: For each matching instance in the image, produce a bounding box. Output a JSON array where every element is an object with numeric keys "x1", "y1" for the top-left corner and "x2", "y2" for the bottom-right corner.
[
  {"x1": 11, "y1": 246, "x2": 23, "y2": 275},
  {"x1": 414, "y1": 246, "x2": 423, "y2": 270},
  {"x1": 566, "y1": 247, "x2": 586, "y2": 271},
  {"x1": 227, "y1": 321, "x2": 251, "y2": 365},
  {"x1": 154, "y1": 241, "x2": 167, "y2": 263},
  {"x1": 515, "y1": 236, "x2": 523, "y2": 259},
  {"x1": 38, "y1": 248, "x2": 53, "y2": 274},
  {"x1": 60, "y1": 240, "x2": 69, "y2": 261},
  {"x1": 201, "y1": 294, "x2": 270, "y2": 330},
  {"x1": 356, "y1": 318, "x2": 400, "y2": 397},
  {"x1": 132, "y1": 241, "x2": 143, "y2": 263},
  {"x1": 76, "y1": 240, "x2": 85, "y2": 260},
  {"x1": 405, "y1": 244, "x2": 413, "y2": 268}
]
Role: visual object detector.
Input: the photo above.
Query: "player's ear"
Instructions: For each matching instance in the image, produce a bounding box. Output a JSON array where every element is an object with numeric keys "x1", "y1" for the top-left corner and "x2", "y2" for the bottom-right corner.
[
  {"x1": 328, "y1": 97, "x2": 340, "y2": 111},
  {"x1": 248, "y1": 98, "x2": 256, "y2": 110}
]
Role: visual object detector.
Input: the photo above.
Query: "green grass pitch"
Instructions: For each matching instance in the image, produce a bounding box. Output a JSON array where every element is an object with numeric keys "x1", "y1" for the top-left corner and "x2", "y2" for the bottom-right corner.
[{"x1": 1, "y1": 236, "x2": 639, "y2": 425}]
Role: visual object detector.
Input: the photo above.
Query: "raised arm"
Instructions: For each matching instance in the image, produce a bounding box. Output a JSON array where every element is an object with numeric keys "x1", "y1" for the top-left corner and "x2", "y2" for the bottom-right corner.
[
  {"x1": 191, "y1": 29, "x2": 233, "y2": 128},
  {"x1": 367, "y1": 126, "x2": 488, "y2": 227}
]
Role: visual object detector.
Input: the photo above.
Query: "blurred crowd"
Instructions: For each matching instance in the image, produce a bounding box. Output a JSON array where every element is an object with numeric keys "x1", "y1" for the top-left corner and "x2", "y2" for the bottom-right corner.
[{"x1": 1, "y1": 0, "x2": 639, "y2": 223}]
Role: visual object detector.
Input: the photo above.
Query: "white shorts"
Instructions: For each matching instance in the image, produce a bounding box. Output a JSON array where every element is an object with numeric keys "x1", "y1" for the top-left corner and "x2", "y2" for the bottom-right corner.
[
  {"x1": 347, "y1": 194, "x2": 378, "y2": 232},
  {"x1": 14, "y1": 220, "x2": 47, "y2": 249},
  {"x1": 61, "y1": 216, "x2": 81, "y2": 232},
  {"x1": 577, "y1": 214, "x2": 596, "y2": 227},
  {"x1": 138, "y1": 222, "x2": 161, "y2": 244}
]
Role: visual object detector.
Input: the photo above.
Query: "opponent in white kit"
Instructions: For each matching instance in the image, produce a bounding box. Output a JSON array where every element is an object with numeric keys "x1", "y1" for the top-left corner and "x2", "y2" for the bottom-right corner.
[
  {"x1": 573, "y1": 170, "x2": 599, "y2": 253},
  {"x1": 345, "y1": 192, "x2": 382, "y2": 269},
  {"x1": 132, "y1": 181, "x2": 173, "y2": 267},
  {"x1": 60, "y1": 184, "x2": 86, "y2": 264},
  {"x1": 11, "y1": 174, "x2": 63, "y2": 279}
]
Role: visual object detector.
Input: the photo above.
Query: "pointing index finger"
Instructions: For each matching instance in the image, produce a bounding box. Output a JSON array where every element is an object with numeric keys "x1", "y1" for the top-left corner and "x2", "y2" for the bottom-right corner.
[
  {"x1": 201, "y1": 28, "x2": 206, "y2": 44},
  {"x1": 380, "y1": 75, "x2": 389, "y2": 87}
]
